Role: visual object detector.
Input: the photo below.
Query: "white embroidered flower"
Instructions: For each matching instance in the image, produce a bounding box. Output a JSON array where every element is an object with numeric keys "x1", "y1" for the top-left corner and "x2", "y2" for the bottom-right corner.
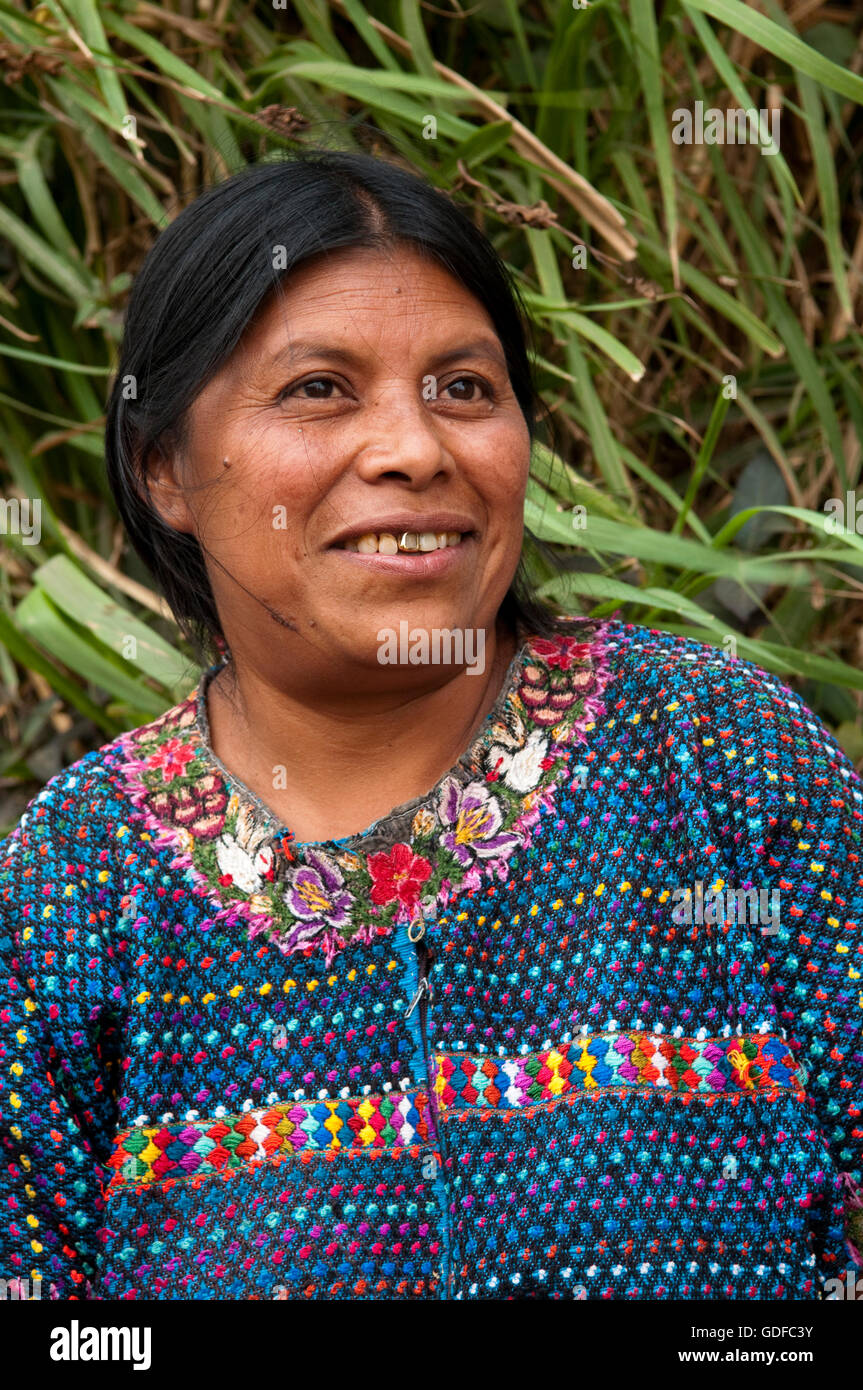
[
  {"x1": 214, "y1": 833, "x2": 274, "y2": 893},
  {"x1": 487, "y1": 729, "x2": 549, "y2": 793},
  {"x1": 234, "y1": 801, "x2": 275, "y2": 857}
]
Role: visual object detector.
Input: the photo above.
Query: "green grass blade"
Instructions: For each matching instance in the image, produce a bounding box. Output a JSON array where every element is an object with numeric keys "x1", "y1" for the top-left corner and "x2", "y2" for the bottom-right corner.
[
  {"x1": 631, "y1": 0, "x2": 679, "y2": 285},
  {"x1": 0, "y1": 203, "x2": 100, "y2": 304},
  {"x1": 682, "y1": 0, "x2": 863, "y2": 104},
  {"x1": 55, "y1": 0, "x2": 129, "y2": 126}
]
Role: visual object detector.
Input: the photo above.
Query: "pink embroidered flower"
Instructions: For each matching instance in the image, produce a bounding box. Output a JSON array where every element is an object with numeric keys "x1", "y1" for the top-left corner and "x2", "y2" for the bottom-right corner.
[
  {"x1": 529, "y1": 636, "x2": 592, "y2": 671},
  {"x1": 518, "y1": 651, "x2": 593, "y2": 730},
  {"x1": 368, "y1": 843, "x2": 432, "y2": 911},
  {"x1": 148, "y1": 736, "x2": 198, "y2": 782},
  {"x1": 512, "y1": 782, "x2": 558, "y2": 839},
  {"x1": 150, "y1": 771, "x2": 228, "y2": 841}
]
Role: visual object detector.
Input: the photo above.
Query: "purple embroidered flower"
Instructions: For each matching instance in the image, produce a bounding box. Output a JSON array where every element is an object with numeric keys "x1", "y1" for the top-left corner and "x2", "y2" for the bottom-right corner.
[
  {"x1": 437, "y1": 777, "x2": 521, "y2": 868},
  {"x1": 283, "y1": 849, "x2": 353, "y2": 937}
]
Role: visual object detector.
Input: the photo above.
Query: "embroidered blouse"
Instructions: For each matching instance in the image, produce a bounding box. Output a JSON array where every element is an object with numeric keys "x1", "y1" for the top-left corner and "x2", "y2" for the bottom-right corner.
[{"x1": 1, "y1": 616, "x2": 861, "y2": 1300}]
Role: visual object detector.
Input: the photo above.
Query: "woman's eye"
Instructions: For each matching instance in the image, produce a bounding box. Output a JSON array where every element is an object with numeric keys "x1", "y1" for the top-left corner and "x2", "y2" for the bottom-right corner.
[
  {"x1": 278, "y1": 374, "x2": 491, "y2": 404},
  {"x1": 442, "y1": 376, "x2": 490, "y2": 402},
  {"x1": 281, "y1": 377, "x2": 342, "y2": 401}
]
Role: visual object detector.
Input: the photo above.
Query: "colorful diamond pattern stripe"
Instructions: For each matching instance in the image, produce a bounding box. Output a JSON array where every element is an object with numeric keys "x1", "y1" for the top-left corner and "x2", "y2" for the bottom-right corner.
[
  {"x1": 106, "y1": 1089, "x2": 432, "y2": 1188},
  {"x1": 430, "y1": 1033, "x2": 806, "y2": 1112}
]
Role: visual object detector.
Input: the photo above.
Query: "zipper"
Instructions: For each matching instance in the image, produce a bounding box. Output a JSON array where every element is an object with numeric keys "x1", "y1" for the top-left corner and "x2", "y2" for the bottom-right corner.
[
  {"x1": 403, "y1": 914, "x2": 453, "y2": 1298},
  {"x1": 405, "y1": 969, "x2": 430, "y2": 1021},
  {"x1": 417, "y1": 940, "x2": 433, "y2": 1070},
  {"x1": 406, "y1": 934, "x2": 434, "y2": 1059}
]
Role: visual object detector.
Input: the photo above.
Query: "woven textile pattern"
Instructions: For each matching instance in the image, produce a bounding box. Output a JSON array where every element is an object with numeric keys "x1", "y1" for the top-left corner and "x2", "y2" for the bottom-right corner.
[{"x1": 0, "y1": 617, "x2": 860, "y2": 1300}]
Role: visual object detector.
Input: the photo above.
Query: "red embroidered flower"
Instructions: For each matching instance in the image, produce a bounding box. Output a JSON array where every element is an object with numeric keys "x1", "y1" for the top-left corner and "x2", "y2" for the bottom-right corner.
[
  {"x1": 530, "y1": 636, "x2": 591, "y2": 671},
  {"x1": 367, "y1": 842, "x2": 432, "y2": 910},
  {"x1": 148, "y1": 737, "x2": 198, "y2": 782}
]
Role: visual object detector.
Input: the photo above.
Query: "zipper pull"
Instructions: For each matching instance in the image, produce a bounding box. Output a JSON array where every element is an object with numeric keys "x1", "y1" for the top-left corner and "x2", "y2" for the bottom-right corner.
[{"x1": 405, "y1": 975, "x2": 430, "y2": 1020}]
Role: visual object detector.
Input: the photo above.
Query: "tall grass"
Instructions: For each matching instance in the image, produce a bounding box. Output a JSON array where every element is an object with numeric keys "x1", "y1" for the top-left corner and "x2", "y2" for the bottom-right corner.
[{"x1": 0, "y1": 0, "x2": 862, "y2": 831}]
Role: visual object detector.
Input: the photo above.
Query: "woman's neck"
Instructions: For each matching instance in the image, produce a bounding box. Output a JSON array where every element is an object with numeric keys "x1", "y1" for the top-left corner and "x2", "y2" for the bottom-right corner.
[{"x1": 204, "y1": 617, "x2": 521, "y2": 844}]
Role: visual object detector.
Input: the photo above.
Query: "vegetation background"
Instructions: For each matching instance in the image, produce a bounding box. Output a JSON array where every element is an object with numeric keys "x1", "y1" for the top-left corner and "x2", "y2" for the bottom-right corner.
[{"x1": 0, "y1": 0, "x2": 861, "y2": 835}]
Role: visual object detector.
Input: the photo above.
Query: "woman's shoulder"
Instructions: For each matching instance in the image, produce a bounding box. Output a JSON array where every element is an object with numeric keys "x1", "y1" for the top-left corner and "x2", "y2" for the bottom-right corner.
[
  {"x1": 597, "y1": 614, "x2": 799, "y2": 701},
  {"x1": 596, "y1": 616, "x2": 852, "y2": 756},
  {"x1": 546, "y1": 616, "x2": 860, "y2": 825},
  {"x1": 0, "y1": 678, "x2": 204, "y2": 858}
]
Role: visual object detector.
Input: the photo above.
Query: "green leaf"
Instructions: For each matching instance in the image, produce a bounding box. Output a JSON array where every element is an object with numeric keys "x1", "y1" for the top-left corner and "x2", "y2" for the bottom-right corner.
[
  {"x1": 31, "y1": 556, "x2": 195, "y2": 697},
  {"x1": 283, "y1": 58, "x2": 475, "y2": 101},
  {"x1": 795, "y1": 73, "x2": 853, "y2": 322},
  {"x1": 336, "y1": 0, "x2": 400, "y2": 69},
  {"x1": 440, "y1": 120, "x2": 514, "y2": 176},
  {"x1": 528, "y1": 443, "x2": 637, "y2": 524},
  {"x1": 682, "y1": 0, "x2": 863, "y2": 104},
  {"x1": 55, "y1": 0, "x2": 129, "y2": 126},
  {"x1": 539, "y1": 571, "x2": 716, "y2": 625},
  {"x1": 0, "y1": 343, "x2": 110, "y2": 374},
  {"x1": 525, "y1": 226, "x2": 634, "y2": 503},
  {"x1": 671, "y1": 388, "x2": 731, "y2": 536},
  {"x1": 15, "y1": 588, "x2": 173, "y2": 716},
  {"x1": 15, "y1": 127, "x2": 83, "y2": 263},
  {"x1": 46, "y1": 80, "x2": 167, "y2": 226},
  {"x1": 631, "y1": 0, "x2": 679, "y2": 283},
  {"x1": 399, "y1": 0, "x2": 438, "y2": 81},
  {"x1": 539, "y1": 307, "x2": 645, "y2": 380},
  {"x1": 525, "y1": 502, "x2": 807, "y2": 586},
  {"x1": 0, "y1": 202, "x2": 100, "y2": 305},
  {"x1": 684, "y1": 6, "x2": 801, "y2": 205},
  {"x1": 101, "y1": 10, "x2": 226, "y2": 101},
  {"x1": 0, "y1": 607, "x2": 117, "y2": 734}
]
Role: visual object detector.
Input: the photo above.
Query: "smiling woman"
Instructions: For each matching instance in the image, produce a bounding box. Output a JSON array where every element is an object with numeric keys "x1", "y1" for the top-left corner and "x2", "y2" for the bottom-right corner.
[
  {"x1": 137, "y1": 241, "x2": 533, "y2": 844},
  {"x1": 0, "y1": 151, "x2": 861, "y2": 1303}
]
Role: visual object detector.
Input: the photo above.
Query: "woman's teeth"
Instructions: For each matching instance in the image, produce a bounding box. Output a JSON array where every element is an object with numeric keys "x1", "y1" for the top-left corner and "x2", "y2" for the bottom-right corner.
[{"x1": 343, "y1": 531, "x2": 464, "y2": 554}]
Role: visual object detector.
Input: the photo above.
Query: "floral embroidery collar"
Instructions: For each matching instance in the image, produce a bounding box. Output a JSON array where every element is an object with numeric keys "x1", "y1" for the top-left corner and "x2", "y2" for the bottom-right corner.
[{"x1": 112, "y1": 620, "x2": 611, "y2": 965}]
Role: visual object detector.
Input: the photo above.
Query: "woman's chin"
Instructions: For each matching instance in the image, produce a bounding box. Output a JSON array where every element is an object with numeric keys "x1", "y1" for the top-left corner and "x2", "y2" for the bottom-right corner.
[{"x1": 335, "y1": 621, "x2": 491, "y2": 681}]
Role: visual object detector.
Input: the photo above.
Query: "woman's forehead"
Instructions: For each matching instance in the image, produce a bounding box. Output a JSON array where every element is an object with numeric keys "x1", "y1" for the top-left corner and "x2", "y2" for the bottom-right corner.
[
  {"x1": 279, "y1": 243, "x2": 487, "y2": 309},
  {"x1": 233, "y1": 248, "x2": 500, "y2": 362}
]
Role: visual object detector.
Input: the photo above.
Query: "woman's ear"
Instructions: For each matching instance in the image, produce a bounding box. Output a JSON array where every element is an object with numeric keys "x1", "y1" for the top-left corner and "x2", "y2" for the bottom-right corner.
[{"x1": 142, "y1": 442, "x2": 196, "y2": 535}]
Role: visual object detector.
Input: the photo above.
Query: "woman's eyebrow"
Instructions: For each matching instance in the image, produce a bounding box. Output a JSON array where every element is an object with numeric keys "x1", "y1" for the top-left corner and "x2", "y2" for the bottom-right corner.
[
  {"x1": 267, "y1": 337, "x2": 507, "y2": 370},
  {"x1": 431, "y1": 339, "x2": 507, "y2": 370},
  {"x1": 269, "y1": 341, "x2": 358, "y2": 368}
]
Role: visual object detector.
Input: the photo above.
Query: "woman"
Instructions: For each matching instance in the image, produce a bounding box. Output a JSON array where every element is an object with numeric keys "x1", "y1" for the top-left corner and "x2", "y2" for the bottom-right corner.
[{"x1": 0, "y1": 150, "x2": 860, "y2": 1302}]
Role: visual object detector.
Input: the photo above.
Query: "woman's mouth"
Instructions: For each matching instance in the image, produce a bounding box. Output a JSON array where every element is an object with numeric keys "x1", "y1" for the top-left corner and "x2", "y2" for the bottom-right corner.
[
  {"x1": 330, "y1": 529, "x2": 474, "y2": 575},
  {"x1": 339, "y1": 530, "x2": 466, "y2": 554}
]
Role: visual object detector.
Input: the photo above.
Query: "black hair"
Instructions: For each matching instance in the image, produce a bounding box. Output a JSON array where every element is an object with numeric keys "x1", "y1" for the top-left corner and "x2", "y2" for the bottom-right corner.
[{"x1": 104, "y1": 146, "x2": 570, "y2": 667}]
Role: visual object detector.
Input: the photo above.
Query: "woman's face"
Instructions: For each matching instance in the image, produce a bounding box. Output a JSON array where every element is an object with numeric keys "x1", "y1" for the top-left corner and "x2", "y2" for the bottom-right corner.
[{"x1": 149, "y1": 244, "x2": 531, "y2": 691}]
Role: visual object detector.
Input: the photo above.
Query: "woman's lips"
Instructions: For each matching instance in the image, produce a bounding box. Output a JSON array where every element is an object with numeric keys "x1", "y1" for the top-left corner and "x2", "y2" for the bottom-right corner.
[
  {"x1": 329, "y1": 533, "x2": 474, "y2": 576},
  {"x1": 340, "y1": 530, "x2": 467, "y2": 554}
]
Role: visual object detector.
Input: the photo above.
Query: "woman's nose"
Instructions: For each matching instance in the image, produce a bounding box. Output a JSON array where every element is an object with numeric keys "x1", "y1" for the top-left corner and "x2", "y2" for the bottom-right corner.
[{"x1": 352, "y1": 389, "x2": 456, "y2": 484}]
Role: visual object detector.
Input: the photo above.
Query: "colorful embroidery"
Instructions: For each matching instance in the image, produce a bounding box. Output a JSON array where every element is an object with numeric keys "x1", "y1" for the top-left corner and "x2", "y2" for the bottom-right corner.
[
  {"x1": 113, "y1": 625, "x2": 611, "y2": 965},
  {"x1": 106, "y1": 1089, "x2": 435, "y2": 1189},
  {"x1": 431, "y1": 1033, "x2": 807, "y2": 1113},
  {"x1": 2, "y1": 618, "x2": 861, "y2": 1301}
]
